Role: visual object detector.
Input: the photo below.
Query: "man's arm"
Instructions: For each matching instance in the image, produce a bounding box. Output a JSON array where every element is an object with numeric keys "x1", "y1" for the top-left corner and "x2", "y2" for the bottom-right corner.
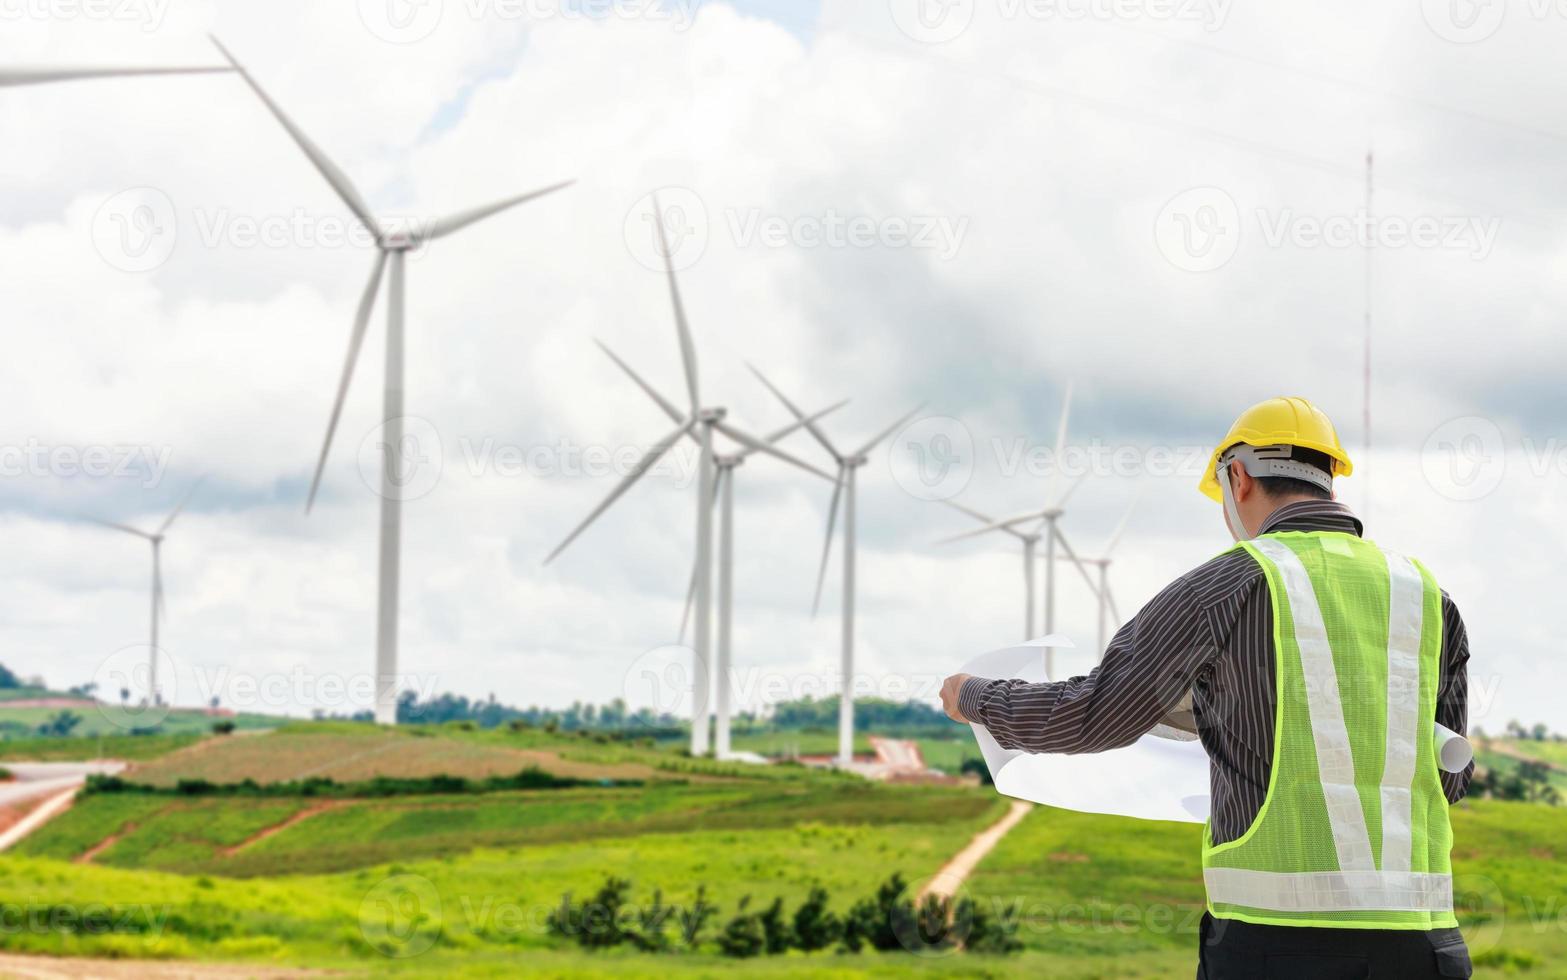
[
  {"x1": 947, "y1": 573, "x2": 1224, "y2": 754},
  {"x1": 1438, "y1": 592, "x2": 1473, "y2": 803}
]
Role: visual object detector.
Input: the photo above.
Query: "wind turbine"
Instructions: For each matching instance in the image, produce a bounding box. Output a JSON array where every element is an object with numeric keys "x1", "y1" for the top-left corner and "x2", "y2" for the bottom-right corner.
[
  {"x1": 669, "y1": 394, "x2": 847, "y2": 759},
  {"x1": 87, "y1": 480, "x2": 202, "y2": 705},
  {"x1": 1053, "y1": 493, "x2": 1139, "y2": 659},
  {"x1": 933, "y1": 386, "x2": 1093, "y2": 678},
  {"x1": 211, "y1": 37, "x2": 572, "y2": 725},
  {"x1": 0, "y1": 64, "x2": 232, "y2": 88},
  {"x1": 937, "y1": 498, "x2": 1044, "y2": 641},
  {"x1": 545, "y1": 206, "x2": 832, "y2": 756},
  {"x1": 748, "y1": 366, "x2": 922, "y2": 767}
]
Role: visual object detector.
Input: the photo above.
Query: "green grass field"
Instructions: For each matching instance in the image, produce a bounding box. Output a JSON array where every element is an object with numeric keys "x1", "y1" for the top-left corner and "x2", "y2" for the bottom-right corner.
[{"x1": 1, "y1": 724, "x2": 1565, "y2": 976}]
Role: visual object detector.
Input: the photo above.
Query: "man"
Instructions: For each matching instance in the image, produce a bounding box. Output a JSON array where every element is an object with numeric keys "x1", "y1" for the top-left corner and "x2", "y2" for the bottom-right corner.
[{"x1": 941, "y1": 396, "x2": 1473, "y2": 979}]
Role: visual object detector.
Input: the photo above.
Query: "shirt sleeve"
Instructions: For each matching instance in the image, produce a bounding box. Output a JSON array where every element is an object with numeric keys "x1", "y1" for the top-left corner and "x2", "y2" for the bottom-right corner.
[
  {"x1": 957, "y1": 572, "x2": 1224, "y2": 754},
  {"x1": 1437, "y1": 591, "x2": 1473, "y2": 804}
]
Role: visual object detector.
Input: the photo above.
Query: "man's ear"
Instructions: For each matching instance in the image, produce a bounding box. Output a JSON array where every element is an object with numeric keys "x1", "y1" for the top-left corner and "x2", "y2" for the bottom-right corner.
[{"x1": 1229, "y1": 459, "x2": 1253, "y2": 502}]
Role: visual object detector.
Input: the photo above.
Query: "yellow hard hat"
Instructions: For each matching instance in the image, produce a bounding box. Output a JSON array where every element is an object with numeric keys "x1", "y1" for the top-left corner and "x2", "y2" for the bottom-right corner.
[{"x1": 1198, "y1": 396, "x2": 1353, "y2": 501}]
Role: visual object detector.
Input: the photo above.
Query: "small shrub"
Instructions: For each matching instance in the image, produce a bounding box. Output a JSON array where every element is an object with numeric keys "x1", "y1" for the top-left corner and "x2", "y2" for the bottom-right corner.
[
  {"x1": 792, "y1": 885, "x2": 841, "y2": 951},
  {"x1": 210, "y1": 720, "x2": 236, "y2": 735},
  {"x1": 716, "y1": 896, "x2": 765, "y2": 958}
]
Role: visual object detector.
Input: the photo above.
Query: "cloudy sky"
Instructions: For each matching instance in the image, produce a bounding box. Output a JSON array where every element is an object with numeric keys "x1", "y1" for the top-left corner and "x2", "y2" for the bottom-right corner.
[{"x1": 2, "y1": 0, "x2": 1563, "y2": 732}]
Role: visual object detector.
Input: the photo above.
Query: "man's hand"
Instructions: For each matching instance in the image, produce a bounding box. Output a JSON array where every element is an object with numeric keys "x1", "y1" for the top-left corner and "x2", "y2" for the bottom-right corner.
[{"x1": 941, "y1": 673, "x2": 974, "y2": 723}]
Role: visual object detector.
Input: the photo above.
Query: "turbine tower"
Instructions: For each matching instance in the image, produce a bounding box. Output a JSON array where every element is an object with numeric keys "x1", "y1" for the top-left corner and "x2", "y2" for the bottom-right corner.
[
  {"x1": 212, "y1": 38, "x2": 572, "y2": 725},
  {"x1": 672, "y1": 395, "x2": 847, "y2": 759},
  {"x1": 87, "y1": 480, "x2": 202, "y2": 705},
  {"x1": 748, "y1": 366, "x2": 922, "y2": 767},
  {"x1": 546, "y1": 207, "x2": 831, "y2": 756}
]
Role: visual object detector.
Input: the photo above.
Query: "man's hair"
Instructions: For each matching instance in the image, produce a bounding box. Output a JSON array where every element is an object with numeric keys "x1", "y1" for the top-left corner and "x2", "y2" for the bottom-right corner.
[{"x1": 1253, "y1": 446, "x2": 1334, "y2": 500}]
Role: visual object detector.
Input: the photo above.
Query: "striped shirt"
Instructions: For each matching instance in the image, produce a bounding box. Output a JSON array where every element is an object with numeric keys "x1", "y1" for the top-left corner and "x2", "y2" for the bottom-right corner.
[{"x1": 957, "y1": 499, "x2": 1473, "y2": 843}]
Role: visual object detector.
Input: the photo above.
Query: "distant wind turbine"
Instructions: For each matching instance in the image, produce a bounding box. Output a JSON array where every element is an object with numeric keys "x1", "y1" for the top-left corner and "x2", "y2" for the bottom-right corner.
[
  {"x1": 88, "y1": 480, "x2": 203, "y2": 705},
  {"x1": 671, "y1": 395, "x2": 847, "y2": 759},
  {"x1": 211, "y1": 37, "x2": 573, "y2": 725},
  {"x1": 748, "y1": 366, "x2": 922, "y2": 767},
  {"x1": 933, "y1": 386, "x2": 1091, "y2": 677},
  {"x1": 545, "y1": 206, "x2": 833, "y2": 756},
  {"x1": 1053, "y1": 493, "x2": 1140, "y2": 659}
]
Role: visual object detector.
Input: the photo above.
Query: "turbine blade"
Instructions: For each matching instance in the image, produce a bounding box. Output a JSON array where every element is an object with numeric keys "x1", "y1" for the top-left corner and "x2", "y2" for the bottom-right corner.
[
  {"x1": 811, "y1": 472, "x2": 844, "y2": 616},
  {"x1": 934, "y1": 507, "x2": 1049, "y2": 545},
  {"x1": 595, "y1": 340, "x2": 685, "y2": 427},
  {"x1": 414, "y1": 179, "x2": 574, "y2": 243},
  {"x1": 747, "y1": 363, "x2": 840, "y2": 460},
  {"x1": 85, "y1": 518, "x2": 152, "y2": 539},
  {"x1": 1049, "y1": 381, "x2": 1074, "y2": 503},
  {"x1": 1103, "y1": 489, "x2": 1142, "y2": 558},
  {"x1": 939, "y1": 499, "x2": 1030, "y2": 542},
  {"x1": 1055, "y1": 469, "x2": 1089, "y2": 510},
  {"x1": 544, "y1": 418, "x2": 695, "y2": 565},
  {"x1": 209, "y1": 36, "x2": 380, "y2": 236},
  {"x1": 157, "y1": 477, "x2": 205, "y2": 535},
  {"x1": 651, "y1": 195, "x2": 700, "y2": 412},
  {"x1": 1052, "y1": 525, "x2": 1101, "y2": 598},
  {"x1": 306, "y1": 251, "x2": 389, "y2": 513},
  {"x1": 756, "y1": 399, "x2": 848, "y2": 447},
  {"x1": 0, "y1": 66, "x2": 232, "y2": 87},
  {"x1": 854, "y1": 403, "x2": 926, "y2": 459},
  {"x1": 713, "y1": 420, "x2": 834, "y2": 481}
]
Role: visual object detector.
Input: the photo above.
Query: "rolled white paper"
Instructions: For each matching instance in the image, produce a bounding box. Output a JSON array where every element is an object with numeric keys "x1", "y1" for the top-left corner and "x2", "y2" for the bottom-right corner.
[
  {"x1": 1434, "y1": 723, "x2": 1473, "y2": 773},
  {"x1": 963, "y1": 636, "x2": 1211, "y2": 824}
]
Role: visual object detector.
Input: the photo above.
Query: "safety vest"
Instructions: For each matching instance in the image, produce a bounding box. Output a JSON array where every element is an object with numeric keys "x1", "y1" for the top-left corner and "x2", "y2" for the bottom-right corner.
[{"x1": 1202, "y1": 531, "x2": 1457, "y2": 930}]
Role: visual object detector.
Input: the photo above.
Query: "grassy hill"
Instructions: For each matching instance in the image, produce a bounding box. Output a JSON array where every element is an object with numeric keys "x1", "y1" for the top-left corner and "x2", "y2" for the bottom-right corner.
[{"x1": 0, "y1": 722, "x2": 1561, "y2": 976}]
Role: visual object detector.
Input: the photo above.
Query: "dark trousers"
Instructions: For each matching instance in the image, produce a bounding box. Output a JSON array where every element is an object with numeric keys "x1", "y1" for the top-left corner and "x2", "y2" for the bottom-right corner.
[{"x1": 1196, "y1": 913, "x2": 1472, "y2": 979}]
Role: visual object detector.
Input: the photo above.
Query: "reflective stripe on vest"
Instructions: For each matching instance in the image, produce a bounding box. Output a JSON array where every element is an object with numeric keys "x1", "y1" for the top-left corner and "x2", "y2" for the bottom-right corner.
[{"x1": 1249, "y1": 537, "x2": 1376, "y2": 873}]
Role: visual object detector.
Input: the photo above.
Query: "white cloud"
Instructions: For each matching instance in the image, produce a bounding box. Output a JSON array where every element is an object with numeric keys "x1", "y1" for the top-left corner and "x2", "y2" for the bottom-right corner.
[{"x1": 2, "y1": 1, "x2": 1563, "y2": 730}]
